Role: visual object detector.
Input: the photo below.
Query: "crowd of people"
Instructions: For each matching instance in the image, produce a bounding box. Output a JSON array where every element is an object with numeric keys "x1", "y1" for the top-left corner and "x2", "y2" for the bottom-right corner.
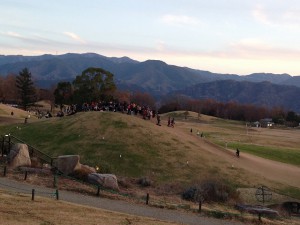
[
  {"x1": 77, "y1": 101, "x2": 157, "y2": 119},
  {"x1": 36, "y1": 101, "x2": 180, "y2": 129}
]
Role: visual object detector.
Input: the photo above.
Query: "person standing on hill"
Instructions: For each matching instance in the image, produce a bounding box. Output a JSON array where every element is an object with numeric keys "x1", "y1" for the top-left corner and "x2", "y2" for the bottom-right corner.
[
  {"x1": 156, "y1": 114, "x2": 161, "y2": 126},
  {"x1": 171, "y1": 117, "x2": 175, "y2": 127},
  {"x1": 236, "y1": 148, "x2": 240, "y2": 158}
]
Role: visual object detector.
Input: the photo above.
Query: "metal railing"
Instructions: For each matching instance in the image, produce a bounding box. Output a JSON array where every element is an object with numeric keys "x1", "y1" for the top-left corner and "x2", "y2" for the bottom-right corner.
[{"x1": 1, "y1": 134, "x2": 54, "y2": 166}]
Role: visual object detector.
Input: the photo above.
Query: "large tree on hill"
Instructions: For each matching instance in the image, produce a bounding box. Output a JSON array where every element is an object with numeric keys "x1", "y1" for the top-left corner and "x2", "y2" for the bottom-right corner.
[
  {"x1": 73, "y1": 67, "x2": 116, "y2": 103},
  {"x1": 54, "y1": 81, "x2": 73, "y2": 106},
  {"x1": 16, "y1": 68, "x2": 36, "y2": 110},
  {"x1": 0, "y1": 74, "x2": 18, "y2": 103}
]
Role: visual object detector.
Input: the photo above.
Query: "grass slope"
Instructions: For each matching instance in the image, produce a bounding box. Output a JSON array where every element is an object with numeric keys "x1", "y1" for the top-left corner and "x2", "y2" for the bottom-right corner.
[{"x1": 0, "y1": 112, "x2": 215, "y2": 184}]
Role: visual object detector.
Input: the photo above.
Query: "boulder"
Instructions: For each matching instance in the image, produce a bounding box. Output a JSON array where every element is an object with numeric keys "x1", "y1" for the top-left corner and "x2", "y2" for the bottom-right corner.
[
  {"x1": 56, "y1": 155, "x2": 81, "y2": 175},
  {"x1": 88, "y1": 173, "x2": 119, "y2": 191},
  {"x1": 9, "y1": 143, "x2": 31, "y2": 168}
]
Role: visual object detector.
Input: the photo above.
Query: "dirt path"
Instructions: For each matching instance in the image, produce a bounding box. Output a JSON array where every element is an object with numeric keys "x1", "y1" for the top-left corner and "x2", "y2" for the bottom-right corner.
[{"x1": 161, "y1": 122, "x2": 300, "y2": 188}]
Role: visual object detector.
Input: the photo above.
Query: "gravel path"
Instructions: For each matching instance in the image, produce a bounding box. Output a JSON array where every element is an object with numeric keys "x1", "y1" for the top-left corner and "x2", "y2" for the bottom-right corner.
[{"x1": 0, "y1": 177, "x2": 246, "y2": 225}]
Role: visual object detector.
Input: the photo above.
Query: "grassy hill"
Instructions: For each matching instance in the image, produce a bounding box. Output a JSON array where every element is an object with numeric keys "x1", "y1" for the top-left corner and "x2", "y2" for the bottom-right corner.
[
  {"x1": 0, "y1": 110, "x2": 240, "y2": 186},
  {"x1": 1, "y1": 106, "x2": 300, "y2": 196}
]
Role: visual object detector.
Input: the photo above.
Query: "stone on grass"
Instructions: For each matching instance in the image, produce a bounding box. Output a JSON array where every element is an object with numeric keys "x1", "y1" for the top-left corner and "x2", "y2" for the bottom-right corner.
[
  {"x1": 9, "y1": 143, "x2": 31, "y2": 168},
  {"x1": 56, "y1": 155, "x2": 81, "y2": 175},
  {"x1": 88, "y1": 173, "x2": 119, "y2": 191}
]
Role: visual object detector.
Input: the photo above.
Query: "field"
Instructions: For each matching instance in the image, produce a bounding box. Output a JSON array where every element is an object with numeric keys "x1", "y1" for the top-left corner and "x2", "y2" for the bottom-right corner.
[
  {"x1": 1, "y1": 106, "x2": 300, "y2": 192},
  {"x1": 0, "y1": 190, "x2": 180, "y2": 225},
  {"x1": 1, "y1": 104, "x2": 300, "y2": 224}
]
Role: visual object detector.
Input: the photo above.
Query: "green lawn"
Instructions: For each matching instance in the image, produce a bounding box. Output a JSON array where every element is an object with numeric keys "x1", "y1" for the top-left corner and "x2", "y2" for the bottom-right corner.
[{"x1": 212, "y1": 139, "x2": 300, "y2": 166}]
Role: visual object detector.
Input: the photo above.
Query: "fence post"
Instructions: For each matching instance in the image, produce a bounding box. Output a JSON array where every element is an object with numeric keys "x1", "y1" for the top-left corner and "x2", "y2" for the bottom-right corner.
[
  {"x1": 56, "y1": 189, "x2": 59, "y2": 200},
  {"x1": 97, "y1": 186, "x2": 100, "y2": 196},
  {"x1": 1, "y1": 136, "x2": 4, "y2": 156},
  {"x1": 146, "y1": 193, "x2": 149, "y2": 205},
  {"x1": 53, "y1": 173, "x2": 57, "y2": 188},
  {"x1": 24, "y1": 171, "x2": 28, "y2": 180},
  {"x1": 32, "y1": 189, "x2": 35, "y2": 201},
  {"x1": 8, "y1": 136, "x2": 11, "y2": 153},
  {"x1": 3, "y1": 166, "x2": 7, "y2": 177},
  {"x1": 198, "y1": 201, "x2": 202, "y2": 213}
]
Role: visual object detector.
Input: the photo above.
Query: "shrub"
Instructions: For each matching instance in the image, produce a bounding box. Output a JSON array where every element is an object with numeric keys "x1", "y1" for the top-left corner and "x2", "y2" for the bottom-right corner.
[
  {"x1": 138, "y1": 177, "x2": 153, "y2": 187},
  {"x1": 182, "y1": 180, "x2": 239, "y2": 203}
]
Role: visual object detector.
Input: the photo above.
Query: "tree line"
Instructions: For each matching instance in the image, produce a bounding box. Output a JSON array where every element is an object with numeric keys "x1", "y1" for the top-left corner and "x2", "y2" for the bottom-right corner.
[
  {"x1": 0, "y1": 67, "x2": 155, "y2": 111},
  {"x1": 159, "y1": 96, "x2": 300, "y2": 126},
  {"x1": 0, "y1": 67, "x2": 299, "y2": 126}
]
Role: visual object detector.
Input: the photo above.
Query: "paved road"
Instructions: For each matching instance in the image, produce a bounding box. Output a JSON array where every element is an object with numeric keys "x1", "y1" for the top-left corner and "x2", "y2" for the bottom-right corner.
[{"x1": 0, "y1": 177, "x2": 246, "y2": 225}]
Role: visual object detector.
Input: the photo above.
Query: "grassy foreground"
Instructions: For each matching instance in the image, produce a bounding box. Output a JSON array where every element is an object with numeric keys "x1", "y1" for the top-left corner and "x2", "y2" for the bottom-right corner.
[{"x1": 0, "y1": 190, "x2": 179, "y2": 225}]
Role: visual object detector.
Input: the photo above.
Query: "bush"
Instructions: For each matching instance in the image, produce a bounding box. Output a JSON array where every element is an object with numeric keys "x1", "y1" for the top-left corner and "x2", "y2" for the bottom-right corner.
[
  {"x1": 138, "y1": 177, "x2": 153, "y2": 187},
  {"x1": 182, "y1": 180, "x2": 239, "y2": 203},
  {"x1": 182, "y1": 187, "x2": 198, "y2": 201}
]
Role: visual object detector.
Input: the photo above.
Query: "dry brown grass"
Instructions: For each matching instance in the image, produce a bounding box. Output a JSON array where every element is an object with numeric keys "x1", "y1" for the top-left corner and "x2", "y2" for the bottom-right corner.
[{"x1": 0, "y1": 189, "x2": 180, "y2": 225}]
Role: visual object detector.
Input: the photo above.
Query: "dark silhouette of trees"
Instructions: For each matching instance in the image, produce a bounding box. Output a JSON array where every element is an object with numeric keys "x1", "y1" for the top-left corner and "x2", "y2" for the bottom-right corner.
[
  {"x1": 73, "y1": 67, "x2": 116, "y2": 104},
  {"x1": 0, "y1": 74, "x2": 18, "y2": 103},
  {"x1": 285, "y1": 111, "x2": 300, "y2": 127},
  {"x1": 54, "y1": 82, "x2": 73, "y2": 106},
  {"x1": 130, "y1": 91, "x2": 155, "y2": 108},
  {"x1": 15, "y1": 68, "x2": 36, "y2": 110},
  {"x1": 158, "y1": 97, "x2": 291, "y2": 123},
  {"x1": 112, "y1": 90, "x2": 131, "y2": 104}
]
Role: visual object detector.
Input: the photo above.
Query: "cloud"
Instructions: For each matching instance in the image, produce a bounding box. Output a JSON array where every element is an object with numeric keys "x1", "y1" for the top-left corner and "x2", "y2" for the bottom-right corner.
[
  {"x1": 162, "y1": 14, "x2": 200, "y2": 26},
  {"x1": 252, "y1": 5, "x2": 300, "y2": 29},
  {"x1": 2, "y1": 31, "x2": 62, "y2": 46},
  {"x1": 63, "y1": 32, "x2": 86, "y2": 44},
  {"x1": 155, "y1": 40, "x2": 166, "y2": 51},
  {"x1": 252, "y1": 5, "x2": 272, "y2": 25},
  {"x1": 231, "y1": 38, "x2": 272, "y2": 50},
  {"x1": 6, "y1": 31, "x2": 23, "y2": 38},
  {"x1": 222, "y1": 38, "x2": 300, "y2": 61}
]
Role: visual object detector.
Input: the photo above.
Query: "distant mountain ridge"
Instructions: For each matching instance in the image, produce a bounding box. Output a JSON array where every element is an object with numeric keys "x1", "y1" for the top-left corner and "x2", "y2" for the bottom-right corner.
[{"x1": 0, "y1": 53, "x2": 300, "y2": 112}]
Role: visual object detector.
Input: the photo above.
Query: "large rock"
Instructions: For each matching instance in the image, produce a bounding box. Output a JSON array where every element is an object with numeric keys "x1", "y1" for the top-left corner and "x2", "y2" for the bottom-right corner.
[
  {"x1": 9, "y1": 143, "x2": 31, "y2": 168},
  {"x1": 56, "y1": 155, "x2": 81, "y2": 175},
  {"x1": 88, "y1": 173, "x2": 119, "y2": 191}
]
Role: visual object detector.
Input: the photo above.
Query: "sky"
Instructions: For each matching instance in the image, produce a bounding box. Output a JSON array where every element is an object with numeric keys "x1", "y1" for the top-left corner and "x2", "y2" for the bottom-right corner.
[{"x1": 1, "y1": 0, "x2": 300, "y2": 76}]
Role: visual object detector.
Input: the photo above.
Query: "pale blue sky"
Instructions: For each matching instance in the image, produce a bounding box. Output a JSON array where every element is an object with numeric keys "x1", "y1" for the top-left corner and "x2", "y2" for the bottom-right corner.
[{"x1": 1, "y1": 0, "x2": 300, "y2": 75}]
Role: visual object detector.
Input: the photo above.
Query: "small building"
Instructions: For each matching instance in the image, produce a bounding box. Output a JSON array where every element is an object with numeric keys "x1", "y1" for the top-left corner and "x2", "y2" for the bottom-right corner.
[{"x1": 260, "y1": 118, "x2": 274, "y2": 128}]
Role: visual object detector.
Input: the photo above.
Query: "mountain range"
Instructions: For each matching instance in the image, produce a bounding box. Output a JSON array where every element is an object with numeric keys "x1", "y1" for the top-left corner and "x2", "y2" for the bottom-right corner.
[{"x1": 0, "y1": 53, "x2": 300, "y2": 112}]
